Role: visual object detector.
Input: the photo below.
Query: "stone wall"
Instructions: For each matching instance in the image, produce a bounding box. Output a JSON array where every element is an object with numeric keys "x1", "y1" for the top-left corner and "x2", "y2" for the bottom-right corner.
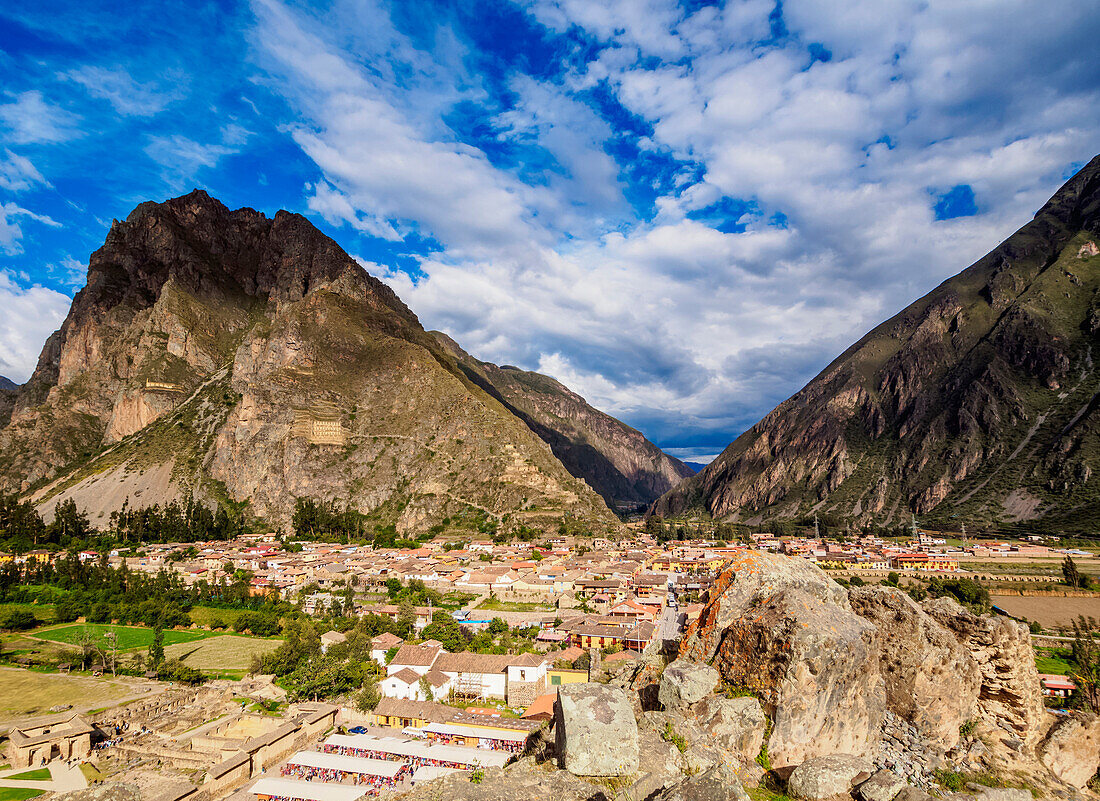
[{"x1": 507, "y1": 677, "x2": 546, "y2": 707}]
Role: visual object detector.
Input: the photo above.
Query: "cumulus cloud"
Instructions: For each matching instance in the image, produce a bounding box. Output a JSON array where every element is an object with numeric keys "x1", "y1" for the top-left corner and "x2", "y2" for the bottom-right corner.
[
  {"x1": 250, "y1": 0, "x2": 1100, "y2": 451},
  {"x1": 0, "y1": 271, "x2": 70, "y2": 384}
]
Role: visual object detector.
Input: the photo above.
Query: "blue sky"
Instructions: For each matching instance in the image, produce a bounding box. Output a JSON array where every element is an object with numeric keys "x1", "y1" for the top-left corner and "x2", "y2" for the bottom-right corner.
[{"x1": 1, "y1": 0, "x2": 1099, "y2": 463}]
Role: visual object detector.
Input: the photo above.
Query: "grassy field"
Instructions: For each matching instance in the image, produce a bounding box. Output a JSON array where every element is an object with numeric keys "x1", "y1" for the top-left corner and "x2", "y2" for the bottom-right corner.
[
  {"x1": 1035, "y1": 652, "x2": 1075, "y2": 675},
  {"x1": 32, "y1": 624, "x2": 214, "y2": 651},
  {"x1": 4, "y1": 769, "x2": 50, "y2": 782},
  {"x1": 187, "y1": 606, "x2": 249, "y2": 629},
  {"x1": 475, "y1": 598, "x2": 554, "y2": 613},
  {"x1": 78, "y1": 764, "x2": 101, "y2": 784},
  {"x1": 0, "y1": 667, "x2": 134, "y2": 718},
  {"x1": 0, "y1": 789, "x2": 44, "y2": 801},
  {"x1": 991, "y1": 595, "x2": 1100, "y2": 629},
  {"x1": 0, "y1": 604, "x2": 55, "y2": 625},
  {"x1": 163, "y1": 634, "x2": 280, "y2": 675}
]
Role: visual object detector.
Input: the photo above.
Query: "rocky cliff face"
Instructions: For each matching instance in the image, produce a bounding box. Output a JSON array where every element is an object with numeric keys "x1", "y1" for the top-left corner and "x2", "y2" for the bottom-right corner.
[
  {"x1": 0, "y1": 191, "x2": 675, "y2": 532},
  {"x1": 432, "y1": 332, "x2": 693, "y2": 510},
  {"x1": 655, "y1": 154, "x2": 1100, "y2": 531},
  {"x1": 0, "y1": 377, "x2": 17, "y2": 429}
]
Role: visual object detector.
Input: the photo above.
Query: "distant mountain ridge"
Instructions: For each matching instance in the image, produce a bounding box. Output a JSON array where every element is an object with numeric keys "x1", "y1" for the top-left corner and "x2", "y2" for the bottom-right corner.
[
  {"x1": 0, "y1": 190, "x2": 681, "y2": 532},
  {"x1": 432, "y1": 332, "x2": 693, "y2": 511},
  {"x1": 655, "y1": 155, "x2": 1100, "y2": 533}
]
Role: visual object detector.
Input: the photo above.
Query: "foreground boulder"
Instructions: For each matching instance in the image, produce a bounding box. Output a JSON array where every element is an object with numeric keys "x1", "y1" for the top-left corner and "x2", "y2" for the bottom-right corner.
[
  {"x1": 849, "y1": 586, "x2": 981, "y2": 750},
  {"x1": 788, "y1": 755, "x2": 876, "y2": 801},
  {"x1": 855, "y1": 769, "x2": 908, "y2": 801},
  {"x1": 788, "y1": 754, "x2": 875, "y2": 801},
  {"x1": 696, "y1": 695, "x2": 767, "y2": 759},
  {"x1": 658, "y1": 760, "x2": 751, "y2": 801},
  {"x1": 659, "y1": 658, "x2": 720, "y2": 710},
  {"x1": 1040, "y1": 712, "x2": 1100, "y2": 788},
  {"x1": 679, "y1": 552, "x2": 885, "y2": 767},
  {"x1": 554, "y1": 683, "x2": 639, "y2": 777},
  {"x1": 922, "y1": 597, "x2": 1045, "y2": 748}
]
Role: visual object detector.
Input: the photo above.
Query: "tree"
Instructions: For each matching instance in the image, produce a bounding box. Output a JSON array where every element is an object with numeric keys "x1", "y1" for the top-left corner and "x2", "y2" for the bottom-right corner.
[
  {"x1": 284, "y1": 655, "x2": 360, "y2": 701},
  {"x1": 148, "y1": 624, "x2": 165, "y2": 668},
  {"x1": 1063, "y1": 556, "x2": 1089, "y2": 589},
  {"x1": 488, "y1": 617, "x2": 508, "y2": 635},
  {"x1": 421, "y1": 612, "x2": 466, "y2": 652},
  {"x1": 396, "y1": 599, "x2": 417, "y2": 636},
  {"x1": 419, "y1": 675, "x2": 433, "y2": 701},
  {"x1": 76, "y1": 628, "x2": 100, "y2": 671},
  {"x1": 356, "y1": 678, "x2": 381, "y2": 712},
  {"x1": 1070, "y1": 616, "x2": 1100, "y2": 713},
  {"x1": 0, "y1": 609, "x2": 38, "y2": 630}
]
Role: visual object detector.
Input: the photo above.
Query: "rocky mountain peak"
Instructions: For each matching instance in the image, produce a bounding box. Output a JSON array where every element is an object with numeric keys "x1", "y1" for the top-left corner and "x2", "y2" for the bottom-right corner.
[
  {"x1": 655, "y1": 154, "x2": 1100, "y2": 531},
  {"x1": 1, "y1": 191, "x2": 685, "y2": 529}
]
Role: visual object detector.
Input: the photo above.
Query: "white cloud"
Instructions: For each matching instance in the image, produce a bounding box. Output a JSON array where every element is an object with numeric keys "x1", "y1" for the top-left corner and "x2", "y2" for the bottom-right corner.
[
  {"x1": 0, "y1": 150, "x2": 49, "y2": 192},
  {"x1": 0, "y1": 202, "x2": 61, "y2": 256},
  {"x1": 144, "y1": 131, "x2": 245, "y2": 189},
  {"x1": 0, "y1": 91, "x2": 81, "y2": 144},
  {"x1": 251, "y1": 0, "x2": 1100, "y2": 449},
  {"x1": 0, "y1": 271, "x2": 70, "y2": 384},
  {"x1": 60, "y1": 65, "x2": 183, "y2": 117}
]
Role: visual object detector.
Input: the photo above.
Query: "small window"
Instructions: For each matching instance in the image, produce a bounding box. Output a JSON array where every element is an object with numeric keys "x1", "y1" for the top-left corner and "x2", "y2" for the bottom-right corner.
[{"x1": 551, "y1": 675, "x2": 561, "y2": 685}]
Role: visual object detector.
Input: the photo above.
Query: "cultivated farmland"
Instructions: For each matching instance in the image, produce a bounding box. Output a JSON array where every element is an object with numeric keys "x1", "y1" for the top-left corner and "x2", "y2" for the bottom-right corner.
[
  {"x1": 162, "y1": 635, "x2": 280, "y2": 675},
  {"x1": 32, "y1": 624, "x2": 215, "y2": 650},
  {"x1": 991, "y1": 594, "x2": 1100, "y2": 629}
]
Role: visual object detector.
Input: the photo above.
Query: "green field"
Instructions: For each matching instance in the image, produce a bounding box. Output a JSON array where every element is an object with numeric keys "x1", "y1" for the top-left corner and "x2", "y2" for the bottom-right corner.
[
  {"x1": 163, "y1": 634, "x2": 281, "y2": 676},
  {"x1": 0, "y1": 667, "x2": 136, "y2": 718},
  {"x1": 0, "y1": 789, "x2": 44, "y2": 801},
  {"x1": 475, "y1": 598, "x2": 553, "y2": 613},
  {"x1": 4, "y1": 769, "x2": 50, "y2": 782},
  {"x1": 1035, "y1": 651, "x2": 1075, "y2": 675},
  {"x1": 33, "y1": 624, "x2": 215, "y2": 651},
  {"x1": 187, "y1": 606, "x2": 249, "y2": 629}
]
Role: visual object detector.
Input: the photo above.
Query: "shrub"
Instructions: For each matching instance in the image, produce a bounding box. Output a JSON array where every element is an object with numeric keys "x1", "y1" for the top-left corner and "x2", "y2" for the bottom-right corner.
[
  {"x1": 661, "y1": 720, "x2": 687, "y2": 753},
  {"x1": 0, "y1": 610, "x2": 38, "y2": 630},
  {"x1": 158, "y1": 659, "x2": 205, "y2": 684}
]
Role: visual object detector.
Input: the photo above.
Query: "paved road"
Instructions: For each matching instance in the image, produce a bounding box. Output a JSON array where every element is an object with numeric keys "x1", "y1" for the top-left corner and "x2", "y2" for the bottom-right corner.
[{"x1": 658, "y1": 605, "x2": 682, "y2": 643}]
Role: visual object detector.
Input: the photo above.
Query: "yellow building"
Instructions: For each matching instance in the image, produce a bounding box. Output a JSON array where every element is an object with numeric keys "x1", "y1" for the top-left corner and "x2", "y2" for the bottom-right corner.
[{"x1": 547, "y1": 668, "x2": 588, "y2": 687}]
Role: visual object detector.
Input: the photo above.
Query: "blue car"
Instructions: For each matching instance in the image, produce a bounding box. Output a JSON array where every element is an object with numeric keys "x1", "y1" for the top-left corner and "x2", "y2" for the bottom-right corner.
[{"x1": 348, "y1": 726, "x2": 368, "y2": 734}]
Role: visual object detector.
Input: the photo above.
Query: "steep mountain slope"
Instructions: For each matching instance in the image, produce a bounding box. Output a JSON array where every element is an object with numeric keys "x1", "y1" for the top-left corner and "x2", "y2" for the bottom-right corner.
[
  {"x1": 0, "y1": 190, "x2": 674, "y2": 533},
  {"x1": 655, "y1": 155, "x2": 1100, "y2": 532},
  {"x1": 0, "y1": 377, "x2": 17, "y2": 429},
  {"x1": 432, "y1": 332, "x2": 693, "y2": 511}
]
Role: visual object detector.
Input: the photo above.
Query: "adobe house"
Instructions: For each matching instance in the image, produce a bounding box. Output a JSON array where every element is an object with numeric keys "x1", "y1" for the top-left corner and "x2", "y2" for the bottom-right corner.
[{"x1": 7, "y1": 712, "x2": 94, "y2": 767}]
